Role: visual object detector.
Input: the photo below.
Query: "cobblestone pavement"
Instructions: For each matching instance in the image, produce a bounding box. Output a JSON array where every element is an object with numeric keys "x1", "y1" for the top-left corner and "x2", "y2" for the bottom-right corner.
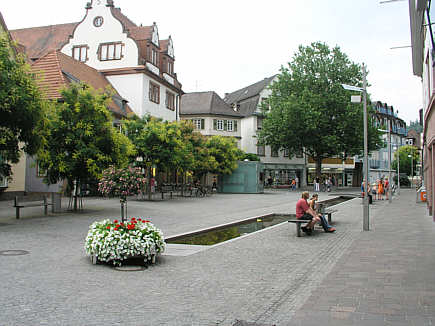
[{"x1": 0, "y1": 189, "x2": 432, "y2": 325}]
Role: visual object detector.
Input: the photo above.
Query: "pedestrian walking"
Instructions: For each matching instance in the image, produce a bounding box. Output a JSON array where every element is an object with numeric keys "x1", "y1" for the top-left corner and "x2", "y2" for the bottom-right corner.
[{"x1": 314, "y1": 177, "x2": 320, "y2": 192}]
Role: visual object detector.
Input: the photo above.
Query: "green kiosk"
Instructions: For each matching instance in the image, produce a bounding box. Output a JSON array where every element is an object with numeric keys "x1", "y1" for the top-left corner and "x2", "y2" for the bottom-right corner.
[{"x1": 217, "y1": 161, "x2": 264, "y2": 194}]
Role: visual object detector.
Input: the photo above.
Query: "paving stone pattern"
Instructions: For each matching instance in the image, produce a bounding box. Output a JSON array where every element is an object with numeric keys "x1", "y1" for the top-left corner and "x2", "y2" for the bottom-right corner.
[{"x1": 0, "y1": 189, "x2": 433, "y2": 325}]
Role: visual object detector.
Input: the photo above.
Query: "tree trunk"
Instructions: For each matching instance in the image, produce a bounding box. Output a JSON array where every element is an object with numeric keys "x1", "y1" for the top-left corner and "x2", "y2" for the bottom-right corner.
[
  {"x1": 73, "y1": 180, "x2": 78, "y2": 211},
  {"x1": 148, "y1": 166, "x2": 152, "y2": 201},
  {"x1": 315, "y1": 157, "x2": 322, "y2": 178}
]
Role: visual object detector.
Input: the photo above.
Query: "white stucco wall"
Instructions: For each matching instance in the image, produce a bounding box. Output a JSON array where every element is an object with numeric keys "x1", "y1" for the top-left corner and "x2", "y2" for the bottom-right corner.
[
  {"x1": 240, "y1": 116, "x2": 257, "y2": 153},
  {"x1": 4, "y1": 153, "x2": 26, "y2": 192},
  {"x1": 107, "y1": 73, "x2": 177, "y2": 121},
  {"x1": 143, "y1": 75, "x2": 177, "y2": 121},
  {"x1": 61, "y1": 2, "x2": 139, "y2": 70},
  {"x1": 106, "y1": 73, "x2": 143, "y2": 117}
]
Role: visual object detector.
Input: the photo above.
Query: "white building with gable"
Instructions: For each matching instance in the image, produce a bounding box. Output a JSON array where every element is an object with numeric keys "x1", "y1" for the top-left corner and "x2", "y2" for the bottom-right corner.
[{"x1": 11, "y1": 0, "x2": 183, "y2": 121}]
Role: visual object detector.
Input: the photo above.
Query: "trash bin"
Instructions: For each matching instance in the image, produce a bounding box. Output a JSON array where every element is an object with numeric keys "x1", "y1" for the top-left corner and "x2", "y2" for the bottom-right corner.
[{"x1": 417, "y1": 187, "x2": 427, "y2": 203}]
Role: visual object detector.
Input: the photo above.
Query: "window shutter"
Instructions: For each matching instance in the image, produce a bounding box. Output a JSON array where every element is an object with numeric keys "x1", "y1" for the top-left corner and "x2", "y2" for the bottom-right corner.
[
  {"x1": 224, "y1": 120, "x2": 228, "y2": 131},
  {"x1": 234, "y1": 120, "x2": 238, "y2": 131},
  {"x1": 201, "y1": 119, "x2": 205, "y2": 130},
  {"x1": 213, "y1": 119, "x2": 217, "y2": 130}
]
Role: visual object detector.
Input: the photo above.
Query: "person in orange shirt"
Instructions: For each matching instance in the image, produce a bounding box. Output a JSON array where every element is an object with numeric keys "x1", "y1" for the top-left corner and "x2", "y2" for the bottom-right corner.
[{"x1": 377, "y1": 179, "x2": 384, "y2": 200}]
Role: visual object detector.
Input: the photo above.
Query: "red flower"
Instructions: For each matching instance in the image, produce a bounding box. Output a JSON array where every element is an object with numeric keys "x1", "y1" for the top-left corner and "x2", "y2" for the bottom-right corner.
[
  {"x1": 106, "y1": 226, "x2": 110, "y2": 229},
  {"x1": 127, "y1": 224, "x2": 135, "y2": 230},
  {"x1": 114, "y1": 219, "x2": 119, "y2": 223},
  {"x1": 114, "y1": 226, "x2": 119, "y2": 231},
  {"x1": 143, "y1": 220, "x2": 151, "y2": 223},
  {"x1": 131, "y1": 217, "x2": 136, "y2": 221},
  {"x1": 120, "y1": 223, "x2": 125, "y2": 227}
]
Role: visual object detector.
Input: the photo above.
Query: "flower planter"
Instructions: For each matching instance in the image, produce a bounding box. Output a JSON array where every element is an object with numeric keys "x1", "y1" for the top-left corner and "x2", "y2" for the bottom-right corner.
[
  {"x1": 85, "y1": 218, "x2": 165, "y2": 266},
  {"x1": 90, "y1": 253, "x2": 156, "y2": 266}
]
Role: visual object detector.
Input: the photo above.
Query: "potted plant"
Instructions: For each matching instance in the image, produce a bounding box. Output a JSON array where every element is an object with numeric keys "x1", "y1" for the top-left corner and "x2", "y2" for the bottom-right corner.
[{"x1": 84, "y1": 217, "x2": 165, "y2": 266}]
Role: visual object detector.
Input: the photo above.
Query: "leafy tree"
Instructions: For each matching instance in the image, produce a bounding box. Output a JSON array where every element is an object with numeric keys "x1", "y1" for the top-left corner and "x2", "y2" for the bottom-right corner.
[
  {"x1": 203, "y1": 136, "x2": 240, "y2": 176},
  {"x1": 392, "y1": 145, "x2": 420, "y2": 177},
  {"x1": 178, "y1": 120, "x2": 207, "y2": 180},
  {"x1": 123, "y1": 116, "x2": 189, "y2": 199},
  {"x1": 239, "y1": 152, "x2": 260, "y2": 161},
  {"x1": 0, "y1": 33, "x2": 46, "y2": 179},
  {"x1": 38, "y1": 83, "x2": 134, "y2": 210},
  {"x1": 258, "y1": 42, "x2": 383, "y2": 176},
  {"x1": 408, "y1": 119, "x2": 423, "y2": 133}
]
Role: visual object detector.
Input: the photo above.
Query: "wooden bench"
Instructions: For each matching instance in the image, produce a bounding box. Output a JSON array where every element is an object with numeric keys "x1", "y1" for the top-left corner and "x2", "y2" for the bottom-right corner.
[
  {"x1": 14, "y1": 195, "x2": 51, "y2": 219},
  {"x1": 324, "y1": 208, "x2": 337, "y2": 223},
  {"x1": 288, "y1": 219, "x2": 312, "y2": 237},
  {"x1": 160, "y1": 185, "x2": 173, "y2": 199},
  {"x1": 318, "y1": 203, "x2": 338, "y2": 224}
]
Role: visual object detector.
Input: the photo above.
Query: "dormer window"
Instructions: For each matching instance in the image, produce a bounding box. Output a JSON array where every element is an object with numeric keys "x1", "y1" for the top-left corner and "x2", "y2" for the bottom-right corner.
[
  {"x1": 72, "y1": 45, "x2": 88, "y2": 62},
  {"x1": 98, "y1": 42, "x2": 124, "y2": 61},
  {"x1": 167, "y1": 61, "x2": 173, "y2": 75},
  {"x1": 151, "y1": 48, "x2": 158, "y2": 66}
]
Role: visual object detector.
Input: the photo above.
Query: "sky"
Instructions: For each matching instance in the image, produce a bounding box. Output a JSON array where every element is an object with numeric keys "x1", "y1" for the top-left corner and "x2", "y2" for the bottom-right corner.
[{"x1": 1, "y1": 0, "x2": 422, "y2": 124}]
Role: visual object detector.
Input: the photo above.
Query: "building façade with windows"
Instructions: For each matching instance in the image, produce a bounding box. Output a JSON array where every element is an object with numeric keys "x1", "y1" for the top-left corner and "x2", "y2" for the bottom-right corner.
[
  {"x1": 10, "y1": 0, "x2": 183, "y2": 121},
  {"x1": 180, "y1": 91, "x2": 243, "y2": 144},
  {"x1": 367, "y1": 101, "x2": 407, "y2": 185},
  {"x1": 2, "y1": 0, "x2": 183, "y2": 197},
  {"x1": 223, "y1": 76, "x2": 307, "y2": 187}
]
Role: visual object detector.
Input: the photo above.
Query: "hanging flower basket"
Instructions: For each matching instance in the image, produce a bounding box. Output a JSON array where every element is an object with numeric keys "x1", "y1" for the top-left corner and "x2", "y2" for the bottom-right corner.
[{"x1": 85, "y1": 217, "x2": 165, "y2": 266}]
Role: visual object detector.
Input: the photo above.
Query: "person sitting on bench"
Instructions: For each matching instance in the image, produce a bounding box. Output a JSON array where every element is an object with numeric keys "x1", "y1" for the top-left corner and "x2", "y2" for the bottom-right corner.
[
  {"x1": 309, "y1": 194, "x2": 336, "y2": 233},
  {"x1": 296, "y1": 191, "x2": 322, "y2": 235}
]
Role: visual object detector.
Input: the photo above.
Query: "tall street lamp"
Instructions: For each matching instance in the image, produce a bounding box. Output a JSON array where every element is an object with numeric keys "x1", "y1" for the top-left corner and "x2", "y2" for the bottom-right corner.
[
  {"x1": 342, "y1": 63, "x2": 369, "y2": 231},
  {"x1": 393, "y1": 144, "x2": 400, "y2": 195}
]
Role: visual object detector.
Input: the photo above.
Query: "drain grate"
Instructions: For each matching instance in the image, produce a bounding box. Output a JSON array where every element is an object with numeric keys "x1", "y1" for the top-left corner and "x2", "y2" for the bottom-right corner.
[
  {"x1": 0, "y1": 250, "x2": 30, "y2": 256},
  {"x1": 232, "y1": 321, "x2": 276, "y2": 326}
]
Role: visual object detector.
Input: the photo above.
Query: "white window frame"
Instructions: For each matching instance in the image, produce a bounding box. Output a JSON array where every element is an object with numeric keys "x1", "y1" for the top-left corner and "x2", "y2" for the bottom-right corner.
[
  {"x1": 216, "y1": 120, "x2": 224, "y2": 131},
  {"x1": 72, "y1": 45, "x2": 88, "y2": 62},
  {"x1": 193, "y1": 119, "x2": 202, "y2": 130},
  {"x1": 166, "y1": 91, "x2": 175, "y2": 111},
  {"x1": 152, "y1": 48, "x2": 158, "y2": 66},
  {"x1": 99, "y1": 42, "x2": 124, "y2": 61},
  {"x1": 167, "y1": 61, "x2": 173, "y2": 75},
  {"x1": 227, "y1": 120, "x2": 234, "y2": 132}
]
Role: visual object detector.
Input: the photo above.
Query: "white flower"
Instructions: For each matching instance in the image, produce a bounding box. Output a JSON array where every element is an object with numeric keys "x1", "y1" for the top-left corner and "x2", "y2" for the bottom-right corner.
[{"x1": 84, "y1": 218, "x2": 165, "y2": 265}]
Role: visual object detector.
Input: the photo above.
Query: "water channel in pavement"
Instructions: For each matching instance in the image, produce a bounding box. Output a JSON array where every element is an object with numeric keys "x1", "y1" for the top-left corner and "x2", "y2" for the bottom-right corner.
[{"x1": 166, "y1": 195, "x2": 354, "y2": 246}]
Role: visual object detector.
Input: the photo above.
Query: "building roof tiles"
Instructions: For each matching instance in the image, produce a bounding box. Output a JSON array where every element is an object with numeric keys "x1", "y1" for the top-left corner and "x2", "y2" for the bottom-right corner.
[
  {"x1": 181, "y1": 92, "x2": 242, "y2": 117},
  {"x1": 31, "y1": 50, "x2": 131, "y2": 117},
  {"x1": 11, "y1": 23, "x2": 77, "y2": 60}
]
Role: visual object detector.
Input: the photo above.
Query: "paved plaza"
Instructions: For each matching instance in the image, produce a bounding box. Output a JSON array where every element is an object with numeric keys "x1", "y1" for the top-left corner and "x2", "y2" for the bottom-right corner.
[{"x1": 0, "y1": 188, "x2": 433, "y2": 325}]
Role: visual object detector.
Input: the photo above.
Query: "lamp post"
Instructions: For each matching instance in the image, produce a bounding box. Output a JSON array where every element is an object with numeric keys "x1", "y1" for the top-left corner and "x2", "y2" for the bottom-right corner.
[
  {"x1": 393, "y1": 144, "x2": 400, "y2": 195},
  {"x1": 342, "y1": 63, "x2": 369, "y2": 231}
]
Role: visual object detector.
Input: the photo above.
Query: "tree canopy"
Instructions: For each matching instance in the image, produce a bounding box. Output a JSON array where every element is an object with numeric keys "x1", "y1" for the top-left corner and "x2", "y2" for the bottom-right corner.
[
  {"x1": 408, "y1": 120, "x2": 423, "y2": 133},
  {"x1": 392, "y1": 145, "x2": 420, "y2": 177},
  {"x1": 37, "y1": 83, "x2": 134, "y2": 198},
  {"x1": 123, "y1": 117, "x2": 242, "y2": 183},
  {"x1": 0, "y1": 33, "x2": 46, "y2": 179},
  {"x1": 258, "y1": 42, "x2": 383, "y2": 176}
]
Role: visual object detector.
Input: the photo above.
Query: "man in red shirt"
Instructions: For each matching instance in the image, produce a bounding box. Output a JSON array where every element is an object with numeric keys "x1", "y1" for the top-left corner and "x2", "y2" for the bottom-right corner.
[{"x1": 296, "y1": 191, "x2": 322, "y2": 235}]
